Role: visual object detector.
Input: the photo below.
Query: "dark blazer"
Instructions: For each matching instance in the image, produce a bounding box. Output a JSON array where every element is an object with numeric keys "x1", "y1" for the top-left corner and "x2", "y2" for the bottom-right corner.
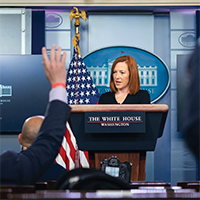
[
  {"x1": 98, "y1": 90, "x2": 150, "y2": 104},
  {"x1": 39, "y1": 162, "x2": 66, "y2": 181},
  {"x1": 0, "y1": 100, "x2": 71, "y2": 185}
]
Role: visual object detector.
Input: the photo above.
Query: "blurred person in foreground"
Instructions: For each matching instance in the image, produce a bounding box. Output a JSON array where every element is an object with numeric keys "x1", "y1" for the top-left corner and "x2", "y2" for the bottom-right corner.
[
  {"x1": 184, "y1": 38, "x2": 200, "y2": 165},
  {"x1": 0, "y1": 45, "x2": 71, "y2": 185}
]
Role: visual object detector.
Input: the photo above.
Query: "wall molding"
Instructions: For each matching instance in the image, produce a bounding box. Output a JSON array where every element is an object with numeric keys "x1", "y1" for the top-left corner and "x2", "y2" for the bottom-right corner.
[{"x1": 0, "y1": 0, "x2": 200, "y2": 6}]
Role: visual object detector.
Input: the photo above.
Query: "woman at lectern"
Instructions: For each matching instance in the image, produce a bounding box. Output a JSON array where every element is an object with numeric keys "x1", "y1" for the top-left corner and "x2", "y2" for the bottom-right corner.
[{"x1": 98, "y1": 55, "x2": 150, "y2": 104}]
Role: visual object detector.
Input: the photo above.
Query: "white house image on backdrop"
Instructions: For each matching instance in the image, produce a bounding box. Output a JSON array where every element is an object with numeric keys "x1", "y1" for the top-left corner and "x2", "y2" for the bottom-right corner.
[
  {"x1": 87, "y1": 59, "x2": 157, "y2": 88},
  {"x1": 0, "y1": 84, "x2": 12, "y2": 97}
]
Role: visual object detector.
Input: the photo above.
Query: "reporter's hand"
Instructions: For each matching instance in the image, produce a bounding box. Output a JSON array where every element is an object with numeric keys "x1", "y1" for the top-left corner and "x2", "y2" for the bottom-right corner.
[{"x1": 42, "y1": 45, "x2": 67, "y2": 85}]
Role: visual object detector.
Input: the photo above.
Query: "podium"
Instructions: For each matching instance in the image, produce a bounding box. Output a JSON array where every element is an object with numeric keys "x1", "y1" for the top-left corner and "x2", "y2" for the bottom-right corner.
[{"x1": 70, "y1": 104, "x2": 169, "y2": 181}]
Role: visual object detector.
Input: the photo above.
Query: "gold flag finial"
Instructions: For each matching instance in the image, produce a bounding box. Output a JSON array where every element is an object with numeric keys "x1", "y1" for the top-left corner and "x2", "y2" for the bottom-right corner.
[
  {"x1": 70, "y1": 7, "x2": 86, "y2": 34},
  {"x1": 70, "y1": 7, "x2": 86, "y2": 55}
]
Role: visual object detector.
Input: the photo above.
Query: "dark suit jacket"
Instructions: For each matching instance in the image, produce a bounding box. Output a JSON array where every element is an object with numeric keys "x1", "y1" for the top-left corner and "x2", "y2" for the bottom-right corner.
[
  {"x1": 39, "y1": 162, "x2": 66, "y2": 181},
  {"x1": 0, "y1": 100, "x2": 71, "y2": 185}
]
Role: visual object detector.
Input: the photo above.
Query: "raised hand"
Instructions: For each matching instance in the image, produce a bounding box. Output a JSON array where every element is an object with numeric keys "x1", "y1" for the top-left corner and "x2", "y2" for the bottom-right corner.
[{"x1": 42, "y1": 45, "x2": 67, "y2": 85}]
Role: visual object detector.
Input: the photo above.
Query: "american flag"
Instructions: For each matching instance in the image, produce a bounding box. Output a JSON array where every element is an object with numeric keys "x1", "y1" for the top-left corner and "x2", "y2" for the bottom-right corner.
[{"x1": 55, "y1": 34, "x2": 100, "y2": 170}]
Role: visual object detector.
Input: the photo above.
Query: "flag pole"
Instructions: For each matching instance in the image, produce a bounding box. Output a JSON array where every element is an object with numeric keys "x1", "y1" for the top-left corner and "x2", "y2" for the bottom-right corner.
[
  {"x1": 56, "y1": 7, "x2": 91, "y2": 171},
  {"x1": 69, "y1": 7, "x2": 87, "y2": 168}
]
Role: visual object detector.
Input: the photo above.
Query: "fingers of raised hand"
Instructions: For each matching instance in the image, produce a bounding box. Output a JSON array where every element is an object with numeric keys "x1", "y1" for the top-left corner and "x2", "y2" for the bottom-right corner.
[
  {"x1": 42, "y1": 47, "x2": 48, "y2": 64},
  {"x1": 62, "y1": 51, "x2": 67, "y2": 64},
  {"x1": 56, "y1": 46, "x2": 62, "y2": 63},
  {"x1": 42, "y1": 45, "x2": 66, "y2": 69},
  {"x1": 50, "y1": 44, "x2": 56, "y2": 62}
]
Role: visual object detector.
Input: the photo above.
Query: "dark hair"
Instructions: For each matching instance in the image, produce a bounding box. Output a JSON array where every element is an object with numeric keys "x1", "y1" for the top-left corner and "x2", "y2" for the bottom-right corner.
[{"x1": 110, "y1": 55, "x2": 140, "y2": 95}]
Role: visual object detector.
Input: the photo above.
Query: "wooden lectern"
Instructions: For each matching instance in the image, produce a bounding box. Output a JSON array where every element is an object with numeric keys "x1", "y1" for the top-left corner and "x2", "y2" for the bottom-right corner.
[{"x1": 70, "y1": 104, "x2": 169, "y2": 181}]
